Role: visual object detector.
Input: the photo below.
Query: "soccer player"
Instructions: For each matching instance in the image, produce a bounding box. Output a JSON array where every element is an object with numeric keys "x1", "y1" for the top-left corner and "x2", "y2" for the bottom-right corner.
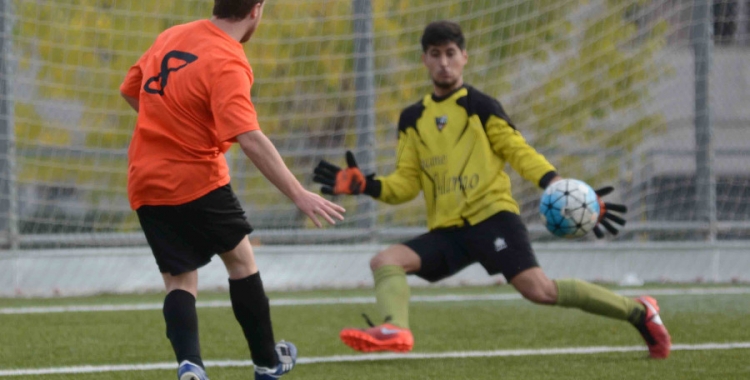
[
  {"x1": 120, "y1": 1, "x2": 346, "y2": 379},
  {"x1": 313, "y1": 20, "x2": 671, "y2": 359}
]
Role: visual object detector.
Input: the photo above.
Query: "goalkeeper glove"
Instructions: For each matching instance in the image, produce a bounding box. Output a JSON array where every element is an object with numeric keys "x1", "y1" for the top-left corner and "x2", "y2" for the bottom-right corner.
[
  {"x1": 592, "y1": 186, "x2": 628, "y2": 239},
  {"x1": 313, "y1": 151, "x2": 376, "y2": 196}
]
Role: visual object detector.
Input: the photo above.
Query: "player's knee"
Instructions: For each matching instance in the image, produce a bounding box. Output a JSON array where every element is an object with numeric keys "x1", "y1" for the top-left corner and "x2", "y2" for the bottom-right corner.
[
  {"x1": 522, "y1": 291, "x2": 556, "y2": 305},
  {"x1": 519, "y1": 282, "x2": 557, "y2": 305},
  {"x1": 221, "y1": 253, "x2": 253, "y2": 276},
  {"x1": 369, "y1": 252, "x2": 387, "y2": 271},
  {"x1": 163, "y1": 271, "x2": 198, "y2": 297},
  {"x1": 369, "y1": 250, "x2": 401, "y2": 271},
  {"x1": 218, "y1": 238, "x2": 258, "y2": 279}
]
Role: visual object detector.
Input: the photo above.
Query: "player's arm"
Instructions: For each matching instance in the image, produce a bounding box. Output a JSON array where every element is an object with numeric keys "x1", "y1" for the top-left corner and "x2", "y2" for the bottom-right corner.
[
  {"x1": 485, "y1": 114, "x2": 558, "y2": 189},
  {"x1": 374, "y1": 128, "x2": 422, "y2": 204},
  {"x1": 121, "y1": 93, "x2": 139, "y2": 112},
  {"x1": 214, "y1": 59, "x2": 345, "y2": 227},
  {"x1": 486, "y1": 116, "x2": 626, "y2": 237},
  {"x1": 237, "y1": 130, "x2": 345, "y2": 227},
  {"x1": 119, "y1": 50, "x2": 149, "y2": 113}
]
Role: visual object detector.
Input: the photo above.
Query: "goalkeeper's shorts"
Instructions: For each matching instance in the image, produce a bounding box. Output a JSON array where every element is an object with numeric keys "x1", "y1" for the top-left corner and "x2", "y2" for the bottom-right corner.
[
  {"x1": 403, "y1": 211, "x2": 538, "y2": 283},
  {"x1": 136, "y1": 184, "x2": 253, "y2": 276}
]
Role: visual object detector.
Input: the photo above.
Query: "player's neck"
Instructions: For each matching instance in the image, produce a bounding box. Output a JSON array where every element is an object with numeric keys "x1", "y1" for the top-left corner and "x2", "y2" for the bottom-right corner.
[
  {"x1": 432, "y1": 79, "x2": 464, "y2": 98},
  {"x1": 210, "y1": 16, "x2": 251, "y2": 43}
]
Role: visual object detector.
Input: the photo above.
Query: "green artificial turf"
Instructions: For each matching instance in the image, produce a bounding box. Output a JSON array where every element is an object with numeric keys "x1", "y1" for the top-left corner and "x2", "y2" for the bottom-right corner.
[{"x1": 0, "y1": 285, "x2": 748, "y2": 379}]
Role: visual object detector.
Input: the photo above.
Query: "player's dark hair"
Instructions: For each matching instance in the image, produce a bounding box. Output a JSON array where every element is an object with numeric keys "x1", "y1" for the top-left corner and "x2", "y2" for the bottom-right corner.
[
  {"x1": 213, "y1": 0, "x2": 264, "y2": 20},
  {"x1": 421, "y1": 20, "x2": 465, "y2": 52}
]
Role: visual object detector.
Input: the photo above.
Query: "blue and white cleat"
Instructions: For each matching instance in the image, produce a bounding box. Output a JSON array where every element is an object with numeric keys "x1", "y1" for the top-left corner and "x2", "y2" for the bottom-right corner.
[
  {"x1": 177, "y1": 360, "x2": 209, "y2": 380},
  {"x1": 254, "y1": 341, "x2": 298, "y2": 380}
]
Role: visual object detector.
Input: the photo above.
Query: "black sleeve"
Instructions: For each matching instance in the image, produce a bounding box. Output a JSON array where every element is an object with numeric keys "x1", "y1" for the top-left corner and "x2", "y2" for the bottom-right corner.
[
  {"x1": 538, "y1": 171, "x2": 559, "y2": 189},
  {"x1": 466, "y1": 86, "x2": 516, "y2": 130}
]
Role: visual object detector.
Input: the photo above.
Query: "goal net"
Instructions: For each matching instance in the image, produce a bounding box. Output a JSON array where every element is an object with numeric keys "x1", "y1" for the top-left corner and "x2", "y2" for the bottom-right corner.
[{"x1": 1, "y1": 0, "x2": 749, "y2": 294}]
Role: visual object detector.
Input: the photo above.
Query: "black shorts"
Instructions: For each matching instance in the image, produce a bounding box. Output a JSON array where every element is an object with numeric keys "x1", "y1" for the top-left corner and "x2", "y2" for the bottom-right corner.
[
  {"x1": 136, "y1": 184, "x2": 253, "y2": 276},
  {"x1": 404, "y1": 211, "x2": 539, "y2": 283}
]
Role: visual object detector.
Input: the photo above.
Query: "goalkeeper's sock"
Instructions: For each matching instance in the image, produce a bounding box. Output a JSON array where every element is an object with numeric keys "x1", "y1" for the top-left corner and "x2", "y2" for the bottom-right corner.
[
  {"x1": 163, "y1": 290, "x2": 204, "y2": 368},
  {"x1": 554, "y1": 279, "x2": 645, "y2": 324},
  {"x1": 229, "y1": 272, "x2": 278, "y2": 369},
  {"x1": 374, "y1": 265, "x2": 411, "y2": 329}
]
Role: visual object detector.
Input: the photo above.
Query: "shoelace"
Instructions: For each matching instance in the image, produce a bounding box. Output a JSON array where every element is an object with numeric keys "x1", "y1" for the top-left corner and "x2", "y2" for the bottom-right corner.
[{"x1": 361, "y1": 313, "x2": 392, "y2": 327}]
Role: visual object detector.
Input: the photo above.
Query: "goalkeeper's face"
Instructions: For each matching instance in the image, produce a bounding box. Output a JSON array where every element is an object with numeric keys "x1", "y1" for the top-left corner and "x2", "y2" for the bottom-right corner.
[{"x1": 422, "y1": 42, "x2": 468, "y2": 91}]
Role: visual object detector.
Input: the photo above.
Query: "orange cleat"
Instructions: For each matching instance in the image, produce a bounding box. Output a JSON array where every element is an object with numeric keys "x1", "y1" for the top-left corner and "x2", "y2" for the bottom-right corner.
[
  {"x1": 635, "y1": 296, "x2": 672, "y2": 359},
  {"x1": 340, "y1": 316, "x2": 414, "y2": 353}
]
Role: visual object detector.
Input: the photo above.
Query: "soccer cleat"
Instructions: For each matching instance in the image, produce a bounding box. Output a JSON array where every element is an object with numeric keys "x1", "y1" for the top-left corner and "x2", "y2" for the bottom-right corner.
[
  {"x1": 635, "y1": 296, "x2": 672, "y2": 359},
  {"x1": 254, "y1": 341, "x2": 298, "y2": 380},
  {"x1": 340, "y1": 315, "x2": 414, "y2": 353},
  {"x1": 177, "y1": 360, "x2": 209, "y2": 380}
]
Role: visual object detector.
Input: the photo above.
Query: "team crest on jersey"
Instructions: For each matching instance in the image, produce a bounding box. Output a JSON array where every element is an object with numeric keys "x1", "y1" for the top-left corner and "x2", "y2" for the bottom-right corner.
[{"x1": 435, "y1": 116, "x2": 448, "y2": 131}]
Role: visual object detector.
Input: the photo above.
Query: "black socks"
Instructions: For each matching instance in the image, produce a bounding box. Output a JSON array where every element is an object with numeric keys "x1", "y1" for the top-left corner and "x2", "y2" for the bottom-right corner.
[
  {"x1": 163, "y1": 289, "x2": 203, "y2": 368},
  {"x1": 162, "y1": 273, "x2": 278, "y2": 370},
  {"x1": 229, "y1": 272, "x2": 278, "y2": 368}
]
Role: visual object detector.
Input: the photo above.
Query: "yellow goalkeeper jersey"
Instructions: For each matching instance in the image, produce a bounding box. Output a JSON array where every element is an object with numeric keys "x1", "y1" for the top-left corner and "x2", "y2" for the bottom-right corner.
[{"x1": 371, "y1": 85, "x2": 556, "y2": 230}]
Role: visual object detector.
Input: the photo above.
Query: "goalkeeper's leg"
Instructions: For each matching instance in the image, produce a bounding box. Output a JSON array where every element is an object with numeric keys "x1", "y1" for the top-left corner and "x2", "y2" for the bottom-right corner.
[
  {"x1": 370, "y1": 245, "x2": 420, "y2": 329},
  {"x1": 511, "y1": 268, "x2": 644, "y2": 319},
  {"x1": 339, "y1": 244, "x2": 419, "y2": 352},
  {"x1": 472, "y1": 212, "x2": 671, "y2": 359},
  {"x1": 510, "y1": 268, "x2": 671, "y2": 358},
  {"x1": 339, "y1": 230, "x2": 476, "y2": 353}
]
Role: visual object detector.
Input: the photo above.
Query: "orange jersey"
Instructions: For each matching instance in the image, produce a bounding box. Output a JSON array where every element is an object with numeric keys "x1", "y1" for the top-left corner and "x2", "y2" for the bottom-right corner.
[{"x1": 120, "y1": 20, "x2": 259, "y2": 210}]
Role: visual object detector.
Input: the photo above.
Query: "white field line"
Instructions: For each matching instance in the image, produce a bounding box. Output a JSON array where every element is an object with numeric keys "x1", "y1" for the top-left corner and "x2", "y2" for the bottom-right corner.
[
  {"x1": 1, "y1": 287, "x2": 749, "y2": 315},
  {"x1": 1, "y1": 342, "x2": 749, "y2": 376}
]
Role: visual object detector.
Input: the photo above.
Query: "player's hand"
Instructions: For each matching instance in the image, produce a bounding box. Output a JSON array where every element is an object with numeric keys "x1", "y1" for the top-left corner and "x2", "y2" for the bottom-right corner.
[
  {"x1": 313, "y1": 151, "x2": 369, "y2": 195},
  {"x1": 592, "y1": 186, "x2": 627, "y2": 238},
  {"x1": 292, "y1": 189, "x2": 346, "y2": 228}
]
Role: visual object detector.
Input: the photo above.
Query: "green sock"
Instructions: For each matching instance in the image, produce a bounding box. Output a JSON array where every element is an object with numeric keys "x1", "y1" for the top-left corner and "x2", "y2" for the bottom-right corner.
[
  {"x1": 554, "y1": 279, "x2": 645, "y2": 324},
  {"x1": 373, "y1": 265, "x2": 411, "y2": 329}
]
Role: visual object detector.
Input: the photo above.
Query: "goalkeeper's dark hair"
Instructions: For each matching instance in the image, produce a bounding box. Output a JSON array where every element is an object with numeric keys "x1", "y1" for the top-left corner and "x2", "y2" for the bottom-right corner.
[
  {"x1": 213, "y1": 0, "x2": 264, "y2": 20},
  {"x1": 421, "y1": 21, "x2": 465, "y2": 52}
]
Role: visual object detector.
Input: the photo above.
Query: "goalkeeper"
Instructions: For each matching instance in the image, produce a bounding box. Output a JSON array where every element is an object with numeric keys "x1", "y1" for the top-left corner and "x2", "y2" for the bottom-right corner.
[{"x1": 313, "y1": 20, "x2": 671, "y2": 359}]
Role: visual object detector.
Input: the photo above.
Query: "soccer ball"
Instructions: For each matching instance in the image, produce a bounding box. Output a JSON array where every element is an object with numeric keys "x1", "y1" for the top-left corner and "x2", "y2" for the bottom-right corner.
[{"x1": 539, "y1": 179, "x2": 601, "y2": 238}]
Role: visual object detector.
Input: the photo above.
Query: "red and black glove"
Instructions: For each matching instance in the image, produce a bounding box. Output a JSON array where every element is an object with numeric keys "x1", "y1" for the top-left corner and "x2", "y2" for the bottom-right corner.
[
  {"x1": 592, "y1": 186, "x2": 628, "y2": 238},
  {"x1": 313, "y1": 151, "x2": 377, "y2": 196}
]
